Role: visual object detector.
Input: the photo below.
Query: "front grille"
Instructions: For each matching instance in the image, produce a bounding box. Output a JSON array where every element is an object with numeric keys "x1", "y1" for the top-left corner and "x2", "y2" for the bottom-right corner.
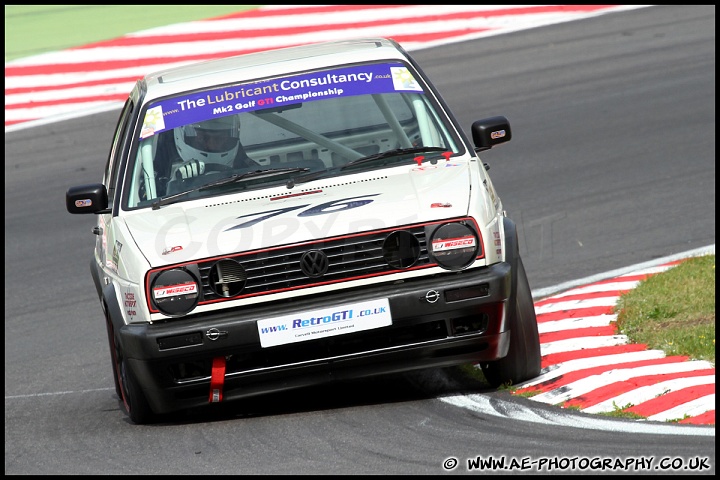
[
  {"x1": 146, "y1": 217, "x2": 484, "y2": 312},
  {"x1": 199, "y1": 224, "x2": 429, "y2": 302}
]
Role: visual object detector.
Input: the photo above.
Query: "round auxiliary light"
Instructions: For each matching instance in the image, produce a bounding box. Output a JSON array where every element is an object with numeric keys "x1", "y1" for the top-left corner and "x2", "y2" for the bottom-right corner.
[
  {"x1": 209, "y1": 259, "x2": 247, "y2": 297},
  {"x1": 151, "y1": 268, "x2": 200, "y2": 316},
  {"x1": 430, "y1": 223, "x2": 479, "y2": 270},
  {"x1": 382, "y1": 230, "x2": 421, "y2": 269}
]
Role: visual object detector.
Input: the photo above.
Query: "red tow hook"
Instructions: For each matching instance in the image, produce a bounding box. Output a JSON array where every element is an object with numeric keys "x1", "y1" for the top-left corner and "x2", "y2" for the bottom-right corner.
[{"x1": 209, "y1": 356, "x2": 226, "y2": 403}]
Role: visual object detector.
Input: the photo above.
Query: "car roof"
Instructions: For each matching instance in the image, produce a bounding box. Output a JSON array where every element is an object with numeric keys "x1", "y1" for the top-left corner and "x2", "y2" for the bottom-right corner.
[{"x1": 139, "y1": 37, "x2": 410, "y2": 104}]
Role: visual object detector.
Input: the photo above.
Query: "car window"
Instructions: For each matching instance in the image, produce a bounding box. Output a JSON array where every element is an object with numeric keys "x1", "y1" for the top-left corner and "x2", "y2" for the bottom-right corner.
[
  {"x1": 106, "y1": 98, "x2": 134, "y2": 211},
  {"x1": 124, "y1": 62, "x2": 463, "y2": 209}
]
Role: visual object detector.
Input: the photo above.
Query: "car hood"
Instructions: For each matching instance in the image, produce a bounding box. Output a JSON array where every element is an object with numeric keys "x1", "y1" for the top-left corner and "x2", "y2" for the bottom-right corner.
[{"x1": 124, "y1": 163, "x2": 473, "y2": 266}]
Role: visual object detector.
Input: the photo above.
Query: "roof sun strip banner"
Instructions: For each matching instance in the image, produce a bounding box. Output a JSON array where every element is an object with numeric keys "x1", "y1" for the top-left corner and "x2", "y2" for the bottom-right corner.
[{"x1": 139, "y1": 63, "x2": 424, "y2": 140}]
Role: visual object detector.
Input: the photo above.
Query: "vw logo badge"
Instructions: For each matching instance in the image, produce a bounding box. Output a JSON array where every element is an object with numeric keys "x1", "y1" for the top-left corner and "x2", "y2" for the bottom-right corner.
[{"x1": 300, "y1": 250, "x2": 329, "y2": 278}]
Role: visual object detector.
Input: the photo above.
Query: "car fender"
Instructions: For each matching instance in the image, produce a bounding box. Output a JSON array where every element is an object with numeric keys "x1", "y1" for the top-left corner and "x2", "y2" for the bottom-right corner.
[{"x1": 90, "y1": 254, "x2": 137, "y2": 337}]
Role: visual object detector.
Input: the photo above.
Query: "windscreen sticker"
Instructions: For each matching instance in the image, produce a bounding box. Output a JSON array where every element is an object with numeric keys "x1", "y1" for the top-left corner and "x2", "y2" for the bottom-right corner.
[{"x1": 140, "y1": 63, "x2": 423, "y2": 139}]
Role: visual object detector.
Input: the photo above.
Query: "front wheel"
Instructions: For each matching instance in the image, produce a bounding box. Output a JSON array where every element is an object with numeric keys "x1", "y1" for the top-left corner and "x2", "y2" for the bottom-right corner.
[
  {"x1": 105, "y1": 312, "x2": 122, "y2": 398},
  {"x1": 481, "y1": 257, "x2": 541, "y2": 387},
  {"x1": 118, "y1": 355, "x2": 156, "y2": 425},
  {"x1": 106, "y1": 313, "x2": 156, "y2": 424}
]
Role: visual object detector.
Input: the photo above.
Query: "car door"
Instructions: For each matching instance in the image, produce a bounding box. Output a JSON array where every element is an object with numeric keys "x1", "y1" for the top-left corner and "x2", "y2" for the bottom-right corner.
[{"x1": 95, "y1": 99, "x2": 134, "y2": 275}]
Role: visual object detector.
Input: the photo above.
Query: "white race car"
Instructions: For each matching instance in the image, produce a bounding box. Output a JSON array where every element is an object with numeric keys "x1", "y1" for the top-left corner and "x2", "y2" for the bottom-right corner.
[{"x1": 66, "y1": 37, "x2": 540, "y2": 424}]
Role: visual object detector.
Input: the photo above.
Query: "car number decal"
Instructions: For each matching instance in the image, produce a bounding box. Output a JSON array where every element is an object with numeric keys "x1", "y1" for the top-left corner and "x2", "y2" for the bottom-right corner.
[{"x1": 224, "y1": 194, "x2": 379, "y2": 230}]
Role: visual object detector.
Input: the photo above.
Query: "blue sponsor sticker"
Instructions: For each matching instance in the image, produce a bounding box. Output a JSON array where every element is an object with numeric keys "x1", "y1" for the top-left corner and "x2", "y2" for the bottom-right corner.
[{"x1": 140, "y1": 63, "x2": 423, "y2": 139}]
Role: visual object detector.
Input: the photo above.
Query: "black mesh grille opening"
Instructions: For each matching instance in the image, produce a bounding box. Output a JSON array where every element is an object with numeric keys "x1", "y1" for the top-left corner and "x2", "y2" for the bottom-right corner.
[{"x1": 198, "y1": 225, "x2": 429, "y2": 301}]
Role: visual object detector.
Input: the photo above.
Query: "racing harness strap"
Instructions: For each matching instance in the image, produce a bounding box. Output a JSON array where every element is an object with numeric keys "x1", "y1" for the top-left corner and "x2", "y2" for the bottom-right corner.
[{"x1": 209, "y1": 356, "x2": 226, "y2": 403}]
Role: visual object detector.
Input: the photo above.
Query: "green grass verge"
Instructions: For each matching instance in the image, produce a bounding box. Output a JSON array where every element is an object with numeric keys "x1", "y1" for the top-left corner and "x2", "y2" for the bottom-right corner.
[
  {"x1": 5, "y1": 5, "x2": 260, "y2": 62},
  {"x1": 614, "y1": 255, "x2": 715, "y2": 365}
]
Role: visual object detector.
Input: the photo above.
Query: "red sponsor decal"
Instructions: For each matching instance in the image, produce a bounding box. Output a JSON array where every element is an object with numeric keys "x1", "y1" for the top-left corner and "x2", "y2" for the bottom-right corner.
[
  {"x1": 154, "y1": 282, "x2": 198, "y2": 299},
  {"x1": 162, "y1": 245, "x2": 183, "y2": 255},
  {"x1": 432, "y1": 236, "x2": 476, "y2": 252}
]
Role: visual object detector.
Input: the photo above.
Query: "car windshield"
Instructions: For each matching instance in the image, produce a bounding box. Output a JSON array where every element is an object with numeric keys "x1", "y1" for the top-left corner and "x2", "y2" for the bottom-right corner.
[{"x1": 124, "y1": 62, "x2": 463, "y2": 209}]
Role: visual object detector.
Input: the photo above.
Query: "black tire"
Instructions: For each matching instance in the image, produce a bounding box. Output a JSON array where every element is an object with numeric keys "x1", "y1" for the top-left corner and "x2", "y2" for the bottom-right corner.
[
  {"x1": 106, "y1": 313, "x2": 156, "y2": 424},
  {"x1": 481, "y1": 257, "x2": 541, "y2": 387},
  {"x1": 104, "y1": 312, "x2": 122, "y2": 398},
  {"x1": 119, "y1": 355, "x2": 156, "y2": 425}
]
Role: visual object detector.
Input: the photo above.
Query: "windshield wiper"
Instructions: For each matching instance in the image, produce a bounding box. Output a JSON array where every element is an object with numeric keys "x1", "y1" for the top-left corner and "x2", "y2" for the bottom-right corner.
[
  {"x1": 340, "y1": 147, "x2": 448, "y2": 170},
  {"x1": 152, "y1": 167, "x2": 309, "y2": 209}
]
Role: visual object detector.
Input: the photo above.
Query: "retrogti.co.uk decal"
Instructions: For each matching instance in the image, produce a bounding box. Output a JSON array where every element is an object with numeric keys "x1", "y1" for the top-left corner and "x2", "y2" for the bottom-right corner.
[{"x1": 257, "y1": 297, "x2": 392, "y2": 347}]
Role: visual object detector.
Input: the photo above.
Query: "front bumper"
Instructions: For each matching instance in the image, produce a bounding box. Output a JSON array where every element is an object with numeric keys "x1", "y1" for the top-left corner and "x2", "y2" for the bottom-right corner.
[{"x1": 119, "y1": 262, "x2": 512, "y2": 415}]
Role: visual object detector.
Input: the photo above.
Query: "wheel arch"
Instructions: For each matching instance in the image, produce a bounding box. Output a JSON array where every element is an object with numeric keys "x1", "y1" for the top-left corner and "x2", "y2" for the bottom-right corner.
[
  {"x1": 501, "y1": 216, "x2": 520, "y2": 294},
  {"x1": 90, "y1": 258, "x2": 125, "y2": 332}
]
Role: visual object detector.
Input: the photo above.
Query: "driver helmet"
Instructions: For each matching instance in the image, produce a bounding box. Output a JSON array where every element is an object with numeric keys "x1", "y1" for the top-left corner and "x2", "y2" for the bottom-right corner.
[{"x1": 174, "y1": 115, "x2": 240, "y2": 167}]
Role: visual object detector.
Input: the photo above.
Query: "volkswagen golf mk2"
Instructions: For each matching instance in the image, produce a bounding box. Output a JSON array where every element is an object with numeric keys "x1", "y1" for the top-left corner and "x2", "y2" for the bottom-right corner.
[{"x1": 66, "y1": 37, "x2": 541, "y2": 424}]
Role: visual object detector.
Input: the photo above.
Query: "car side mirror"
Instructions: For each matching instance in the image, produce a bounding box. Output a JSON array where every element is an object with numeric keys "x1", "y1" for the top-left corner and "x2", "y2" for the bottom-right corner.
[
  {"x1": 66, "y1": 184, "x2": 109, "y2": 214},
  {"x1": 471, "y1": 116, "x2": 512, "y2": 153}
]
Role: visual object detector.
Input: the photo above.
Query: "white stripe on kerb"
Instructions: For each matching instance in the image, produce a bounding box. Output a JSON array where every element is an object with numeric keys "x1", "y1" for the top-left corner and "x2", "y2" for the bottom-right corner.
[{"x1": 583, "y1": 375, "x2": 717, "y2": 414}]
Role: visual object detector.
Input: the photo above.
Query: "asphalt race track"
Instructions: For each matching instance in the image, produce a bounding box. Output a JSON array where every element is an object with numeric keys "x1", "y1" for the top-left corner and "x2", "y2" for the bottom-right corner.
[{"x1": 4, "y1": 5, "x2": 715, "y2": 475}]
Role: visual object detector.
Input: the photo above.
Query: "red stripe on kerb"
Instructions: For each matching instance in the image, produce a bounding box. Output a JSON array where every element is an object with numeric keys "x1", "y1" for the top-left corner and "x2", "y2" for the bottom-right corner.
[
  {"x1": 539, "y1": 325, "x2": 619, "y2": 344},
  {"x1": 624, "y1": 383, "x2": 716, "y2": 418},
  {"x1": 70, "y1": 9, "x2": 487, "y2": 48},
  {"x1": 562, "y1": 369, "x2": 716, "y2": 409},
  {"x1": 541, "y1": 344, "x2": 648, "y2": 368},
  {"x1": 64, "y1": 5, "x2": 621, "y2": 50},
  {"x1": 678, "y1": 410, "x2": 715, "y2": 425},
  {"x1": 514, "y1": 356, "x2": 692, "y2": 394},
  {"x1": 5, "y1": 26, "x2": 498, "y2": 76},
  {"x1": 213, "y1": 5, "x2": 406, "y2": 19},
  {"x1": 533, "y1": 290, "x2": 627, "y2": 307}
]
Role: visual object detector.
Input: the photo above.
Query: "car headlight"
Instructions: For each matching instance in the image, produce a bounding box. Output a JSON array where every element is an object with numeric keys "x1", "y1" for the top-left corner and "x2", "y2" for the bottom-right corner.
[
  {"x1": 430, "y1": 222, "x2": 479, "y2": 270},
  {"x1": 151, "y1": 268, "x2": 200, "y2": 316}
]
